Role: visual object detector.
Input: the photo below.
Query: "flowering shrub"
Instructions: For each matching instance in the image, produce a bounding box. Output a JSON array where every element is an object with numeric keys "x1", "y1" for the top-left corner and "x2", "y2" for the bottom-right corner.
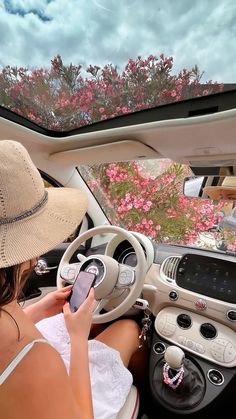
[
  {"x1": 0, "y1": 54, "x2": 224, "y2": 131},
  {"x1": 80, "y1": 160, "x2": 226, "y2": 246},
  {"x1": 214, "y1": 228, "x2": 236, "y2": 252},
  {"x1": 0, "y1": 53, "x2": 228, "y2": 248}
]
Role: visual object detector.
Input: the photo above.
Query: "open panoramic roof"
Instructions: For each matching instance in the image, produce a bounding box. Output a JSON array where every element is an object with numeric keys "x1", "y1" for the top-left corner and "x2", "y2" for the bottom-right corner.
[{"x1": 0, "y1": 0, "x2": 236, "y2": 133}]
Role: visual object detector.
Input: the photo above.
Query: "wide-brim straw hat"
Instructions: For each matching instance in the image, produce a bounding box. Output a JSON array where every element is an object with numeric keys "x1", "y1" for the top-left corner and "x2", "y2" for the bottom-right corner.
[
  {"x1": 0, "y1": 140, "x2": 88, "y2": 268},
  {"x1": 203, "y1": 186, "x2": 236, "y2": 200}
]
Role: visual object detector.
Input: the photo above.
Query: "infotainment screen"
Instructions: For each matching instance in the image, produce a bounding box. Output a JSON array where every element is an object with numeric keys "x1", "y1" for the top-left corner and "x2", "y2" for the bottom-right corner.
[{"x1": 176, "y1": 254, "x2": 236, "y2": 304}]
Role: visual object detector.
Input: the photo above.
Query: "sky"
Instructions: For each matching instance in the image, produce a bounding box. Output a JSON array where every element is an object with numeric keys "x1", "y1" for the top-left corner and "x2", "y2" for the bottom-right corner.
[{"x1": 0, "y1": 0, "x2": 236, "y2": 83}]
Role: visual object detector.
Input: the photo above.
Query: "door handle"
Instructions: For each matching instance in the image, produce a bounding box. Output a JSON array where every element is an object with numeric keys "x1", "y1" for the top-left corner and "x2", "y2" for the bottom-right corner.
[{"x1": 34, "y1": 258, "x2": 58, "y2": 275}]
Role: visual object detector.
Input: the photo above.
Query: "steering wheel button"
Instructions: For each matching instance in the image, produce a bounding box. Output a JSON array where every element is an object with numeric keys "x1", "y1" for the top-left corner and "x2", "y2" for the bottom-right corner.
[
  {"x1": 119, "y1": 276, "x2": 129, "y2": 285},
  {"x1": 60, "y1": 266, "x2": 70, "y2": 279},
  {"x1": 68, "y1": 269, "x2": 76, "y2": 280}
]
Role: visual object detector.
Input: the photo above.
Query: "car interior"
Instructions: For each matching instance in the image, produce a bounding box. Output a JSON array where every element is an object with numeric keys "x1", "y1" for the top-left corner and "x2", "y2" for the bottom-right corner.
[
  {"x1": 0, "y1": 89, "x2": 236, "y2": 419},
  {"x1": 1, "y1": 2, "x2": 236, "y2": 418}
]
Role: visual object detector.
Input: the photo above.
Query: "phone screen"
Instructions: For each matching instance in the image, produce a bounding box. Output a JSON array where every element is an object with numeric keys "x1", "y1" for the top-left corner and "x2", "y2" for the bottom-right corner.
[{"x1": 67, "y1": 271, "x2": 96, "y2": 312}]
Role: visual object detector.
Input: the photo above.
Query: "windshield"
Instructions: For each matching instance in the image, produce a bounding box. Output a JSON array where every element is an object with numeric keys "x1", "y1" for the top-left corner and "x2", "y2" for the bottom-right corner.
[
  {"x1": 79, "y1": 159, "x2": 236, "y2": 253},
  {"x1": 0, "y1": 1, "x2": 235, "y2": 131}
]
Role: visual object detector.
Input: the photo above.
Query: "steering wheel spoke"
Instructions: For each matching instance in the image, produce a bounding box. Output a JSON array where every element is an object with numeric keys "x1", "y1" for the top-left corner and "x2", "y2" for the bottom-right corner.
[{"x1": 93, "y1": 298, "x2": 109, "y2": 315}]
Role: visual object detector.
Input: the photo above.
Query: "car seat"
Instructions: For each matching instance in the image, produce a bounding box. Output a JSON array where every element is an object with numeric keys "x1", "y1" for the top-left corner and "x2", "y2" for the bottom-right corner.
[{"x1": 117, "y1": 385, "x2": 139, "y2": 419}]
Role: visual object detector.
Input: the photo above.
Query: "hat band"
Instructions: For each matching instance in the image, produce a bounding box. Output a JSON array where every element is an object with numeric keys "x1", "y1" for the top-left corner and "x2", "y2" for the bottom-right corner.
[{"x1": 0, "y1": 190, "x2": 48, "y2": 225}]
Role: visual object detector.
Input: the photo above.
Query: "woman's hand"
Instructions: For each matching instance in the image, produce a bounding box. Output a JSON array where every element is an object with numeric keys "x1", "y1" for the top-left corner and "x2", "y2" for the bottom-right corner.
[
  {"x1": 24, "y1": 286, "x2": 73, "y2": 323},
  {"x1": 63, "y1": 288, "x2": 96, "y2": 341},
  {"x1": 37, "y1": 286, "x2": 73, "y2": 318}
]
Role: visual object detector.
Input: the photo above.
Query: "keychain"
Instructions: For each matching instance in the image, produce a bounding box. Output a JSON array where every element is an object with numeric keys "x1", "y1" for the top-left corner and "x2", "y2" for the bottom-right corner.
[{"x1": 138, "y1": 307, "x2": 152, "y2": 348}]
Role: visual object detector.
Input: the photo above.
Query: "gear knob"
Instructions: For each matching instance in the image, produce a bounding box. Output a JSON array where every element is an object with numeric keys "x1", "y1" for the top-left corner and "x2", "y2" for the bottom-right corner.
[{"x1": 164, "y1": 345, "x2": 185, "y2": 369}]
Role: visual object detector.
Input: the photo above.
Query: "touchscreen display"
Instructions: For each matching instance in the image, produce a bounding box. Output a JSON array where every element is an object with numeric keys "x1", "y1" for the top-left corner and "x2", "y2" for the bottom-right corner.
[{"x1": 176, "y1": 254, "x2": 236, "y2": 303}]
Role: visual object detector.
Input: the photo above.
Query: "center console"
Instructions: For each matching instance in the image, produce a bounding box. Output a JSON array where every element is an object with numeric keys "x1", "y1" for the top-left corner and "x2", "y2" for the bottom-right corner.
[
  {"x1": 149, "y1": 307, "x2": 236, "y2": 416},
  {"x1": 147, "y1": 250, "x2": 236, "y2": 416}
]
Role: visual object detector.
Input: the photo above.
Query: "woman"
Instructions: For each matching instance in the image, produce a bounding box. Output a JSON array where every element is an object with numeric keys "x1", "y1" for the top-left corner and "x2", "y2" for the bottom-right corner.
[{"x1": 0, "y1": 140, "x2": 140, "y2": 419}]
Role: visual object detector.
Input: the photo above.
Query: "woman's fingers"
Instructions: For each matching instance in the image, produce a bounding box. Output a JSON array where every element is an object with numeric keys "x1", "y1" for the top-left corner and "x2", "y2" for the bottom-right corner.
[
  {"x1": 81, "y1": 288, "x2": 96, "y2": 312},
  {"x1": 55, "y1": 286, "x2": 72, "y2": 300},
  {"x1": 63, "y1": 288, "x2": 96, "y2": 340},
  {"x1": 63, "y1": 301, "x2": 71, "y2": 316},
  {"x1": 63, "y1": 288, "x2": 96, "y2": 317},
  {"x1": 60, "y1": 285, "x2": 73, "y2": 293}
]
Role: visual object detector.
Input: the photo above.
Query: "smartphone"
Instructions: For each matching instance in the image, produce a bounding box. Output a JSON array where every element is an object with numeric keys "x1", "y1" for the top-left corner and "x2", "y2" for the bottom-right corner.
[{"x1": 67, "y1": 271, "x2": 96, "y2": 312}]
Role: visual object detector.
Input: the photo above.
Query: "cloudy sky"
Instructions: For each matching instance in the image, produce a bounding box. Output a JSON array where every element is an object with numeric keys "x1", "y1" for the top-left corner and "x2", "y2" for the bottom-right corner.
[{"x1": 0, "y1": 0, "x2": 236, "y2": 83}]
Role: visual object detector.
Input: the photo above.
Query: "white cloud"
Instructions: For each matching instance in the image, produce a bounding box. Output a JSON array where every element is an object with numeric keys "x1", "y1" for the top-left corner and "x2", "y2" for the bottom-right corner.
[{"x1": 0, "y1": 0, "x2": 236, "y2": 82}]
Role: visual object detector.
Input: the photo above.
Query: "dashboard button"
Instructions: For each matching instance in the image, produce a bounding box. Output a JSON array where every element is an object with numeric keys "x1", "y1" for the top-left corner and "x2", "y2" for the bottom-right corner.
[
  {"x1": 200, "y1": 323, "x2": 217, "y2": 339},
  {"x1": 224, "y1": 342, "x2": 236, "y2": 363},
  {"x1": 162, "y1": 321, "x2": 176, "y2": 336},
  {"x1": 153, "y1": 342, "x2": 166, "y2": 355},
  {"x1": 195, "y1": 298, "x2": 207, "y2": 310},
  {"x1": 207, "y1": 369, "x2": 224, "y2": 385},
  {"x1": 177, "y1": 313, "x2": 192, "y2": 329},
  {"x1": 186, "y1": 339, "x2": 195, "y2": 349},
  {"x1": 178, "y1": 335, "x2": 186, "y2": 345},
  {"x1": 169, "y1": 290, "x2": 178, "y2": 301},
  {"x1": 195, "y1": 343, "x2": 205, "y2": 354},
  {"x1": 227, "y1": 310, "x2": 236, "y2": 321}
]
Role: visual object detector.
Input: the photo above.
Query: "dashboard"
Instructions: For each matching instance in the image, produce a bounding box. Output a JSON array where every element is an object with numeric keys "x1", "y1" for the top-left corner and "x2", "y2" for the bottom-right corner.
[{"x1": 103, "y1": 234, "x2": 236, "y2": 367}]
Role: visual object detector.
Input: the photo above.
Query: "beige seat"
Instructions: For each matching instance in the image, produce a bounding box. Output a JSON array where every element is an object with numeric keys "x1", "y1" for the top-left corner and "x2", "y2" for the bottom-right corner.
[{"x1": 117, "y1": 385, "x2": 139, "y2": 419}]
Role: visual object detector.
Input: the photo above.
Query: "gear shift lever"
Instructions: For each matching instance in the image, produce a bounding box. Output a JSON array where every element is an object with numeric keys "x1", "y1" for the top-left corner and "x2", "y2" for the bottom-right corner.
[
  {"x1": 164, "y1": 345, "x2": 185, "y2": 369},
  {"x1": 163, "y1": 346, "x2": 185, "y2": 389},
  {"x1": 153, "y1": 344, "x2": 205, "y2": 409}
]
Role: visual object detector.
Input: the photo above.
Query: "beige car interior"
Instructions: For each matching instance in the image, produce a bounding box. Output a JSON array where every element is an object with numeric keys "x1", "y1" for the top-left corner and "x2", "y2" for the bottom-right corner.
[{"x1": 2, "y1": 107, "x2": 236, "y2": 418}]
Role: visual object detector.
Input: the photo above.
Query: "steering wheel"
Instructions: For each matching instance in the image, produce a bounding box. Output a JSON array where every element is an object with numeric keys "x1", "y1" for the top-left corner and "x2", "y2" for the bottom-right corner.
[{"x1": 57, "y1": 225, "x2": 147, "y2": 323}]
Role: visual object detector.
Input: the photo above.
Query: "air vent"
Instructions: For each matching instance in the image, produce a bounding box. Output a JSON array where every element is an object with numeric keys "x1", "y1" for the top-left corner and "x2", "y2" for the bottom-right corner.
[{"x1": 160, "y1": 256, "x2": 181, "y2": 283}]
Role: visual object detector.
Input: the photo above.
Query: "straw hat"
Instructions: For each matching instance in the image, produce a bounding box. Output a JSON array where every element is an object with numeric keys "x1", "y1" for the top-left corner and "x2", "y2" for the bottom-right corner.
[
  {"x1": 203, "y1": 186, "x2": 236, "y2": 200},
  {"x1": 0, "y1": 140, "x2": 88, "y2": 268}
]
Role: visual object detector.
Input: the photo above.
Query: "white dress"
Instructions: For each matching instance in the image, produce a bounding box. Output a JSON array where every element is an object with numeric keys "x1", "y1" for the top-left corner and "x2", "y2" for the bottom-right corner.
[{"x1": 35, "y1": 313, "x2": 133, "y2": 419}]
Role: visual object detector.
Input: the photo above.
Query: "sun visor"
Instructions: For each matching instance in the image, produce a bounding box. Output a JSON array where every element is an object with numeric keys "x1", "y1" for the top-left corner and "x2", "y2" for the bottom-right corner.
[{"x1": 49, "y1": 140, "x2": 159, "y2": 165}]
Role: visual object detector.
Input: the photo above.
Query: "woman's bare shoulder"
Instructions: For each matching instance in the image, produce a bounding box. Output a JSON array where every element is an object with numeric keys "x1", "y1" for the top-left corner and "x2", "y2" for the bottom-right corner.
[{"x1": 1, "y1": 341, "x2": 80, "y2": 419}]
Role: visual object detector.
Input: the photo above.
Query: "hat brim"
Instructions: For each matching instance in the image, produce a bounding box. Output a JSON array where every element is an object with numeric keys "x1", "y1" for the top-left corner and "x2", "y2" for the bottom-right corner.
[
  {"x1": 0, "y1": 187, "x2": 88, "y2": 268},
  {"x1": 203, "y1": 186, "x2": 236, "y2": 200}
]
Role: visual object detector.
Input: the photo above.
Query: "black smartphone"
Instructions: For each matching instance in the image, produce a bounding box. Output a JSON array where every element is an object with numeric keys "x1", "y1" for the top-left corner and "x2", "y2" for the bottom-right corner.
[{"x1": 67, "y1": 271, "x2": 96, "y2": 312}]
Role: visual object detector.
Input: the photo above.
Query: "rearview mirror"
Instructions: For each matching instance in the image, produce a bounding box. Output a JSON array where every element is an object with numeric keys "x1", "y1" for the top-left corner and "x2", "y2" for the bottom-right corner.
[{"x1": 183, "y1": 175, "x2": 236, "y2": 201}]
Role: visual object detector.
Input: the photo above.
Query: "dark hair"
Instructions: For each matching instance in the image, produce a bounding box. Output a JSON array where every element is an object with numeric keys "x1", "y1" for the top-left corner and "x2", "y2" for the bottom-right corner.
[
  {"x1": 0, "y1": 265, "x2": 22, "y2": 308},
  {"x1": 0, "y1": 262, "x2": 35, "y2": 341},
  {"x1": 0, "y1": 260, "x2": 37, "y2": 309}
]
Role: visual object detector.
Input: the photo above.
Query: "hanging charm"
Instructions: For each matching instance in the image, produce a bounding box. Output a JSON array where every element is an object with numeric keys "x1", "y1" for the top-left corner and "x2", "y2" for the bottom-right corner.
[{"x1": 138, "y1": 307, "x2": 152, "y2": 348}]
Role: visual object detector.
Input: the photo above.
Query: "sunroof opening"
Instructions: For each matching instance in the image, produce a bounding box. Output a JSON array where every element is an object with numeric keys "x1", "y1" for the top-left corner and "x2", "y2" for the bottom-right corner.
[{"x1": 0, "y1": 1, "x2": 235, "y2": 131}]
